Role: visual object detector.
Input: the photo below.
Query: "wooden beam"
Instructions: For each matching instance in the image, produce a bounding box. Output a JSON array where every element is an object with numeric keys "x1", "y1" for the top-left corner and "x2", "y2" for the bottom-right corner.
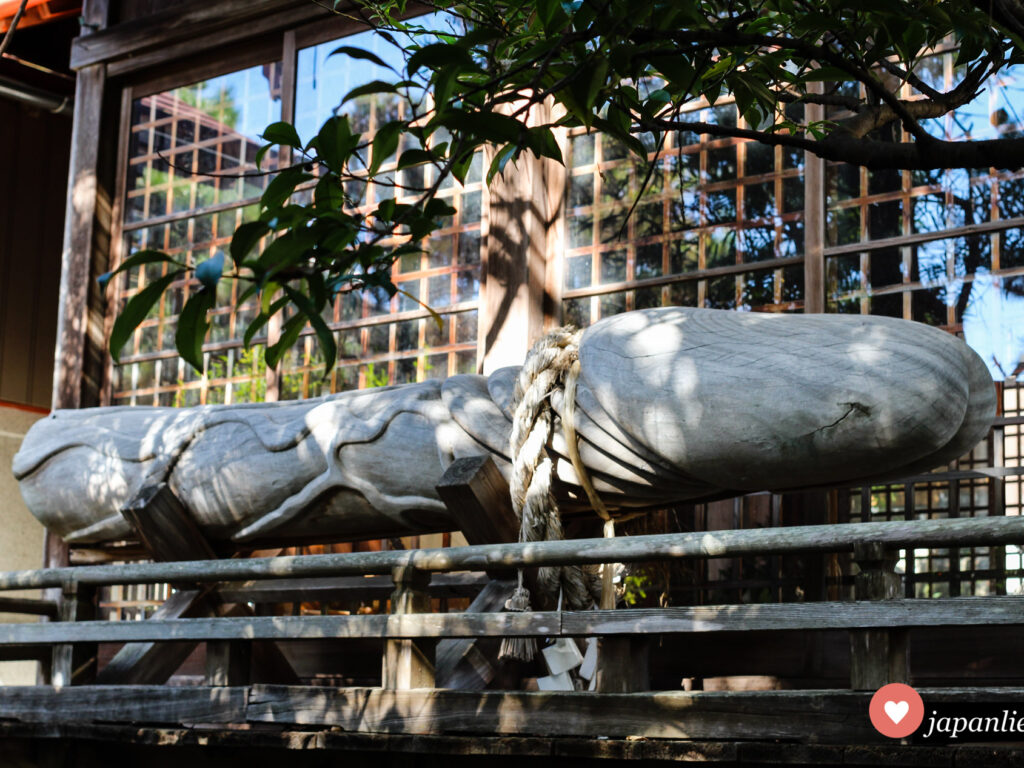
[
  {"x1": 50, "y1": 581, "x2": 97, "y2": 686},
  {"x1": 849, "y1": 542, "x2": 908, "y2": 690},
  {"x1": 436, "y1": 456, "x2": 518, "y2": 551},
  {"x1": 0, "y1": 685, "x2": 248, "y2": 725},
  {"x1": 434, "y1": 579, "x2": 514, "y2": 689},
  {"x1": 0, "y1": 597, "x2": 58, "y2": 618},
  {"x1": 382, "y1": 567, "x2": 435, "y2": 690},
  {"x1": 115, "y1": 483, "x2": 297, "y2": 686},
  {"x1": 6, "y1": 597, "x2": 1024, "y2": 645},
  {"x1": 803, "y1": 83, "x2": 825, "y2": 314},
  {"x1": 246, "y1": 685, "x2": 888, "y2": 742},
  {"x1": 120, "y1": 484, "x2": 217, "y2": 564},
  {"x1": 216, "y1": 572, "x2": 490, "y2": 604},
  {"x1": 70, "y1": 0, "x2": 309, "y2": 70},
  {"x1": 94, "y1": 589, "x2": 209, "y2": 685},
  {"x1": 4, "y1": 515, "x2": 1024, "y2": 591}
]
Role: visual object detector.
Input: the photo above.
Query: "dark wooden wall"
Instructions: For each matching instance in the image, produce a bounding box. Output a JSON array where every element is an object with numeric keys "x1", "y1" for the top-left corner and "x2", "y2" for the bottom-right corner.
[{"x1": 0, "y1": 98, "x2": 72, "y2": 409}]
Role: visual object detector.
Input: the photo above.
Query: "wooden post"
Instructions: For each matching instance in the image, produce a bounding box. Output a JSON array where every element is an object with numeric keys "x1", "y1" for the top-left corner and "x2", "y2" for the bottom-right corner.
[
  {"x1": 120, "y1": 484, "x2": 217, "y2": 564},
  {"x1": 849, "y1": 541, "x2": 908, "y2": 690},
  {"x1": 50, "y1": 578, "x2": 97, "y2": 686},
  {"x1": 110, "y1": 483, "x2": 296, "y2": 686},
  {"x1": 436, "y1": 455, "x2": 519, "y2": 556},
  {"x1": 383, "y1": 566, "x2": 435, "y2": 689},
  {"x1": 205, "y1": 639, "x2": 252, "y2": 687},
  {"x1": 435, "y1": 455, "x2": 519, "y2": 689},
  {"x1": 594, "y1": 637, "x2": 650, "y2": 693}
]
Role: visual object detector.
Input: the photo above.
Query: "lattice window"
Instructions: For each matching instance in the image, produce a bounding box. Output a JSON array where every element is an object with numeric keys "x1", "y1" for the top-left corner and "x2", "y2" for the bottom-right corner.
[
  {"x1": 562, "y1": 101, "x2": 805, "y2": 327},
  {"x1": 113, "y1": 64, "x2": 282, "y2": 406},
  {"x1": 278, "y1": 29, "x2": 482, "y2": 398}
]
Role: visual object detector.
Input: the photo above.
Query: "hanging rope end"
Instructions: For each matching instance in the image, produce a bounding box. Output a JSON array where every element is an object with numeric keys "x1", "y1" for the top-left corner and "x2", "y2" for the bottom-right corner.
[{"x1": 498, "y1": 584, "x2": 538, "y2": 662}]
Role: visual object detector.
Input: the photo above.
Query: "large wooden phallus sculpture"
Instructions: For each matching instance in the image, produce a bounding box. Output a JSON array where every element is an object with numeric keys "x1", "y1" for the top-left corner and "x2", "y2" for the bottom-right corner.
[{"x1": 13, "y1": 307, "x2": 996, "y2": 547}]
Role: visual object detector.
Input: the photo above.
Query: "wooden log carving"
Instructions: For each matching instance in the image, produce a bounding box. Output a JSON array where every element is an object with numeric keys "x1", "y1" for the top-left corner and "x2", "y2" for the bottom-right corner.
[{"x1": 12, "y1": 308, "x2": 995, "y2": 547}]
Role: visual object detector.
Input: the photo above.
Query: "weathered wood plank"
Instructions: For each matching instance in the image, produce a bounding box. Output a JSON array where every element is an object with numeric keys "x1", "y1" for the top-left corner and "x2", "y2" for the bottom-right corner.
[
  {"x1": 5, "y1": 516, "x2": 1024, "y2": 592},
  {"x1": 5, "y1": 598, "x2": 1024, "y2": 645},
  {"x1": 215, "y1": 572, "x2": 490, "y2": 604},
  {"x1": 0, "y1": 685, "x2": 248, "y2": 725},
  {"x1": 436, "y1": 456, "x2": 519, "y2": 549},
  {"x1": 246, "y1": 686, "x2": 884, "y2": 742},
  {"x1": 94, "y1": 589, "x2": 209, "y2": 685},
  {"x1": 69, "y1": 0, "x2": 308, "y2": 69},
  {"x1": 120, "y1": 484, "x2": 217, "y2": 564},
  {"x1": 849, "y1": 542, "x2": 908, "y2": 690},
  {"x1": 382, "y1": 567, "x2": 434, "y2": 690},
  {"x1": 50, "y1": 582, "x2": 97, "y2": 686},
  {"x1": 434, "y1": 579, "x2": 514, "y2": 689},
  {"x1": 0, "y1": 597, "x2": 58, "y2": 618}
]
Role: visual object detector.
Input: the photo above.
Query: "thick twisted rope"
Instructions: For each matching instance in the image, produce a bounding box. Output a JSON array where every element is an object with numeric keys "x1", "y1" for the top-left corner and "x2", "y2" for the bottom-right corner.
[{"x1": 500, "y1": 327, "x2": 605, "y2": 662}]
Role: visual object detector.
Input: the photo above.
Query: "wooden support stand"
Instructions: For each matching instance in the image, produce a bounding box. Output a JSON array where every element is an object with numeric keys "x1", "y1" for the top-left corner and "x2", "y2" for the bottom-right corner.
[
  {"x1": 849, "y1": 541, "x2": 908, "y2": 690},
  {"x1": 382, "y1": 566, "x2": 435, "y2": 689},
  {"x1": 595, "y1": 637, "x2": 650, "y2": 693},
  {"x1": 50, "y1": 578, "x2": 97, "y2": 686},
  {"x1": 435, "y1": 456, "x2": 519, "y2": 689},
  {"x1": 99, "y1": 483, "x2": 297, "y2": 686}
]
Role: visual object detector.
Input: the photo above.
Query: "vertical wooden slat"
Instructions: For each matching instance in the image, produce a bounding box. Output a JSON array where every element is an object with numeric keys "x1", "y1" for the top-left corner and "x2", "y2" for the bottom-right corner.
[
  {"x1": 803, "y1": 93, "x2": 825, "y2": 314},
  {"x1": 480, "y1": 101, "x2": 558, "y2": 373},
  {"x1": 46, "y1": 0, "x2": 112, "y2": 583}
]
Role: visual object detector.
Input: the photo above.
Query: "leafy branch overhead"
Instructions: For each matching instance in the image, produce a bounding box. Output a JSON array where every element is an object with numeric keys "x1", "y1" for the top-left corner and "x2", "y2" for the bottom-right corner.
[{"x1": 102, "y1": 0, "x2": 1024, "y2": 376}]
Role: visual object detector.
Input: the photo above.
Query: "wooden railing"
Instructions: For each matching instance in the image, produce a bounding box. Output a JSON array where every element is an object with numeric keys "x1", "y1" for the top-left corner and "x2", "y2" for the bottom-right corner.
[
  {"x1": 1, "y1": 515, "x2": 1024, "y2": 687},
  {"x1": 2, "y1": 469, "x2": 1024, "y2": 748}
]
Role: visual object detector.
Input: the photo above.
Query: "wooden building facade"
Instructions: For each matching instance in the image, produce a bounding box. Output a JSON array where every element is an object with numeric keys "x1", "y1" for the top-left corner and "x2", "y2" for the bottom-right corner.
[{"x1": 2, "y1": 0, "x2": 1024, "y2": 764}]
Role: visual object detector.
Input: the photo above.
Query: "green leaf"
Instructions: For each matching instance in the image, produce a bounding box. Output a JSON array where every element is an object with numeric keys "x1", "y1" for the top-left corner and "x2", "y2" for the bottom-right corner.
[
  {"x1": 254, "y1": 143, "x2": 274, "y2": 171},
  {"x1": 230, "y1": 221, "x2": 270, "y2": 266},
  {"x1": 261, "y1": 121, "x2": 302, "y2": 148},
  {"x1": 175, "y1": 288, "x2": 216, "y2": 372},
  {"x1": 395, "y1": 286, "x2": 444, "y2": 332},
  {"x1": 314, "y1": 174, "x2": 346, "y2": 211},
  {"x1": 407, "y1": 42, "x2": 476, "y2": 78},
  {"x1": 312, "y1": 115, "x2": 359, "y2": 174},
  {"x1": 283, "y1": 285, "x2": 337, "y2": 377},
  {"x1": 397, "y1": 148, "x2": 436, "y2": 170},
  {"x1": 262, "y1": 168, "x2": 313, "y2": 211},
  {"x1": 487, "y1": 143, "x2": 518, "y2": 183},
  {"x1": 97, "y1": 250, "x2": 180, "y2": 290},
  {"x1": 266, "y1": 312, "x2": 305, "y2": 369},
  {"x1": 328, "y1": 45, "x2": 397, "y2": 73},
  {"x1": 195, "y1": 251, "x2": 224, "y2": 292},
  {"x1": 370, "y1": 120, "x2": 404, "y2": 175},
  {"x1": 340, "y1": 80, "x2": 400, "y2": 106},
  {"x1": 109, "y1": 270, "x2": 182, "y2": 363}
]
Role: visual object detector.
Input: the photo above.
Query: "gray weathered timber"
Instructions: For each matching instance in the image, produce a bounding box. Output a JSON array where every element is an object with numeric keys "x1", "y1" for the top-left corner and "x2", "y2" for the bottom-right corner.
[
  {"x1": 215, "y1": 572, "x2": 490, "y2": 604},
  {"x1": 94, "y1": 589, "x2": 209, "y2": 685},
  {"x1": 120, "y1": 483, "x2": 217, "y2": 563},
  {"x1": 0, "y1": 596, "x2": 58, "y2": 618},
  {"x1": 2, "y1": 685, "x2": 1024, "y2": 746},
  {"x1": 5, "y1": 598, "x2": 1024, "y2": 645},
  {"x1": 849, "y1": 542, "x2": 908, "y2": 690},
  {"x1": 0, "y1": 685, "x2": 248, "y2": 724},
  {"x1": 50, "y1": 582, "x2": 96, "y2": 687},
  {"x1": 69, "y1": 0, "x2": 309, "y2": 69},
  {"x1": 15, "y1": 307, "x2": 995, "y2": 547},
  {"x1": 436, "y1": 455, "x2": 518, "y2": 548},
  {"x1": 382, "y1": 567, "x2": 435, "y2": 690},
  {"x1": 1, "y1": 516, "x2": 1021, "y2": 591},
  {"x1": 434, "y1": 579, "x2": 515, "y2": 689}
]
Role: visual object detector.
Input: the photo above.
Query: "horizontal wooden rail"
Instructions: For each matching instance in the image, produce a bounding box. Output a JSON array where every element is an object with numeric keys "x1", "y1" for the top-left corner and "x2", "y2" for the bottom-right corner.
[
  {"x1": 217, "y1": 572, "x2": 490, "y2": 604},
  {"x1": 1, "y1": 516, "x2": 1022, "y2": 592},
  {"x1": 2, "y1": 597, "x2": 1023, "y2": 645},
  {"x1": 0, "y1": 597, "x2": 59, "y2": 619}
]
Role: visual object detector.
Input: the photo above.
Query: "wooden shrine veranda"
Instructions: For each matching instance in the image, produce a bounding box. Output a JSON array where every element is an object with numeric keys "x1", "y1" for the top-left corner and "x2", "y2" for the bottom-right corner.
[{"x1": 3, "y1": 456, "x2": 1024, "y2": 766}]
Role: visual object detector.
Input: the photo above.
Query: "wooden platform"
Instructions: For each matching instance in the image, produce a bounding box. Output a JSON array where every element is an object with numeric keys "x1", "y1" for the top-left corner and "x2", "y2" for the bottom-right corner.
[{"x1": 3, "y1": 687, "x2": 1024, "y2": 766}]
